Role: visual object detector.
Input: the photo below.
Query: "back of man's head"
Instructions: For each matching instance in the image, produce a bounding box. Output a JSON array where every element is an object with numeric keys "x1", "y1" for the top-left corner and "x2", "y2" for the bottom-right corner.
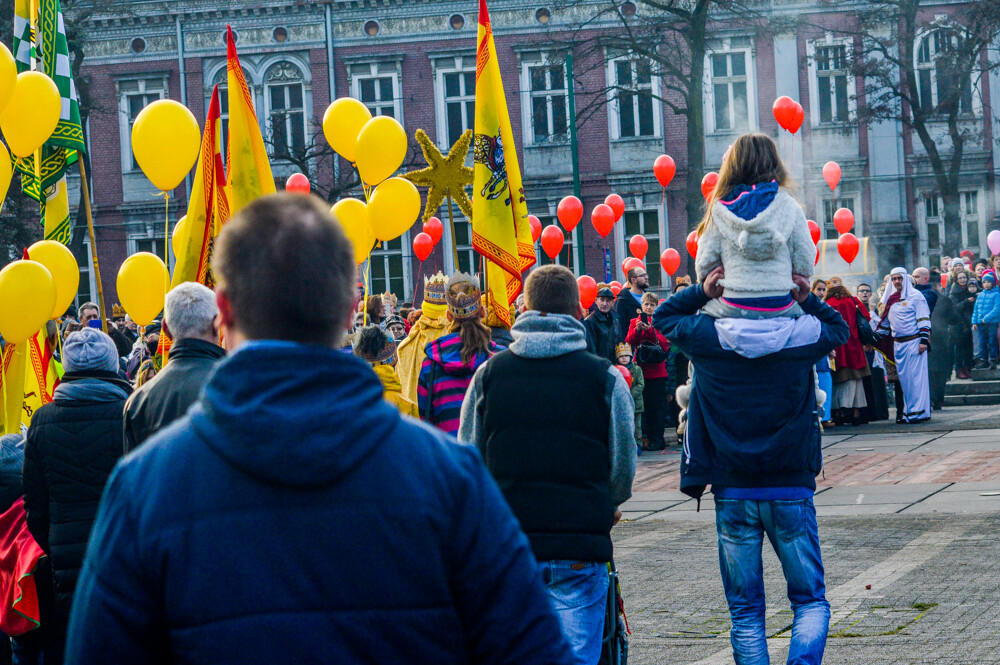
[
  {"x1": 212, "y1": 193, "x2": 355, "y2": 347},
  {"x1": 913, "y1": 267, "x2": 930, "y2": 284},
  {"x1": 164, "y1": 282, "x2": 220, "y2": 342},
  {"x1": 524, "y1": 265, "x2": 579, "y2": 316}
]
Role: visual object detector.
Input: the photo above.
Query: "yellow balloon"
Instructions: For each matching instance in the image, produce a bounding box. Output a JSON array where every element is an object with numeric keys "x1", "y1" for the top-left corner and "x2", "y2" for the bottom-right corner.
[
  {"x1": 367, "y1": 177, "x2": 421, "y2": 242},
  {"x1": 27, "y1": 240, "x2": 79, "y2": 319},
  {"x1": 323, "y1": 98, "x2": 372, "y2": 164},
  {"x1": 355, "y1": 116, "x2": 408, "y2": 186},
  {"x1": 0, "y1": 143, "x2": 11, "y2": 210},
  {"x1": 172, "y1": 215, "x2": 188, "y2": 257},
  {"x1": 331, "y1": 198, "x2": 375, "y2": 265},
  {"x1": 131, "y1": 99, "x2": 201, "y2": 191},
  {"x1": 0, "y1": 260, "x2": 56, "y2": 343},
  {"x1": 0, "y1": 71, "x2": 60, "y2": 158},
  {"x1": 116, "y1": 252, "x2": 168, "y2": 327},
  {"x1": 0, "y1": 43, "x2": 16, "y2": 115}
]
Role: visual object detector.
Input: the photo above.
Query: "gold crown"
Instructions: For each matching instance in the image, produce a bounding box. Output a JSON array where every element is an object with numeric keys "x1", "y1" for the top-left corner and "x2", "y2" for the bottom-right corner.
[
  {"x1": 447, "y1": 272, "x2": 483, "y2": 320},
  {"x1": 112, "y1": 304, "x2": 125, "y2": 319},
  {"x1": 424, "y1": 272, "x2": 449, "y2": 304},
  {"x1": 615, "y1": 343, "x2": 633, "y2": 359}
]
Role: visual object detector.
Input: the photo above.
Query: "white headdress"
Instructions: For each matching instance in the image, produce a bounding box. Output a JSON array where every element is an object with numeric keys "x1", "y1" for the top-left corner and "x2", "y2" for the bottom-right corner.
[{"x1": 880, "y1": 267, "x2": 920, "y2": 307}]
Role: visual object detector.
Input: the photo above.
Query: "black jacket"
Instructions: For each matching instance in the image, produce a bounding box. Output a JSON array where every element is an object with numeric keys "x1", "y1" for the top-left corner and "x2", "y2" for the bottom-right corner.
[
  {"x1": 22, "y1": 371, "x2": 130, "y2": 619},
  {"x1": 583, "y1": 309, "x2": 622, "y2": 363},
  {"x1": 613, "y1": 289, "x2": 644, "y2": 328},
  {"x1": 123, "y1": 338, "x2": 226, "y2": 452},
  {"x1": 929, "y1": 289, "x2": 958, "y2": 375},
  {"x1": 915, "y1": 283, "x2": 938, "y2": 314},
  {"x1": 949, "y1": 284, "x2": 976, "y2": 334}
]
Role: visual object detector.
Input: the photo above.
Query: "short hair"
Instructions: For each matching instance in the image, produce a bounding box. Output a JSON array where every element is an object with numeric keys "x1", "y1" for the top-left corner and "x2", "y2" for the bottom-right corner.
[
  {"x1": 524, "y1": 265, "x2": 579, "y2": 316},
  {"x1": 164, "y1": 282, "x2": 219, "y2": 341},
  {"x1": 641, "y1": 292, "x2": 658, "y2": 306},
  {"x1": 212, "y1": 193, "x2": 355, "y2": 346},
  {"x1": 626, "y1": 267, "x2": 644, "y2": 284},
  {"x1": 78, "y1": 301, "x2": 99, "y2": 316}
]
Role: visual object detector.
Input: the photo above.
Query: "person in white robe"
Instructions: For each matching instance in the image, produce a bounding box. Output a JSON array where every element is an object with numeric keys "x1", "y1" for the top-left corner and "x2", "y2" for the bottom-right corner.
[{"x1": 879, "y1": 267, "x2": 932, "y2": 423}]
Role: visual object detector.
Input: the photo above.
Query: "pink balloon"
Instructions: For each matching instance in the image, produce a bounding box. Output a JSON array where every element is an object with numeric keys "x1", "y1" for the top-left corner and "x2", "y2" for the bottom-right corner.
[
  {"x1": 988, "y1": 229, "x2": 1000, "y2": 256},
  {"x1": 823, "y1": 162, "x2": 841, "y2": 191}
]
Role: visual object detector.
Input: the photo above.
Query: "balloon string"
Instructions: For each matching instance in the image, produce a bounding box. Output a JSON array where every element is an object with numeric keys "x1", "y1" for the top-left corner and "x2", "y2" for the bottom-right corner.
[
  {"x1": 164, "y1": 191, "x2": 170, "y2": 279},
  {"x1": 0, "y1": 344, "x2": 8, "y2": 435},
  {"x1": 414, "y1": 261, "x2": 424, "y2": 302}
]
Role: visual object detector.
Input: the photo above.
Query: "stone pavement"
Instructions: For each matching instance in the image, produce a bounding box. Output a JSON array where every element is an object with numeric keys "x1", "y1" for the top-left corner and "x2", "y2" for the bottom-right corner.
[{"x1": 614, "y1": 403, "x2": 1000, "y2": 663}]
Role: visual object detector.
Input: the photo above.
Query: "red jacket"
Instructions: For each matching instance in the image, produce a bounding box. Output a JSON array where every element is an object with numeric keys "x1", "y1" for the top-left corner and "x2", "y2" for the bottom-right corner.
[
  {"x1": 625, "y1": 316, "x2": 670, "y2": 379},
  {"x1": 826, "y1": 296, "x2": 870, "y2": 371}
]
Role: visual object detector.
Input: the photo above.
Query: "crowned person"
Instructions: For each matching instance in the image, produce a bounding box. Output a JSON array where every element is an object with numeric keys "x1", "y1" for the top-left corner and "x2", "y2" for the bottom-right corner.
[{"x1": 397, "y1": 272, "x2": 451, "y2": 403}]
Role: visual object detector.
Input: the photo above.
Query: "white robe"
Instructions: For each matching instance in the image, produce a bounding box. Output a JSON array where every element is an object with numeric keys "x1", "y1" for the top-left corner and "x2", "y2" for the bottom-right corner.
[{"x1": 886, "y1": 291, "x2": 932, "y2": 422}]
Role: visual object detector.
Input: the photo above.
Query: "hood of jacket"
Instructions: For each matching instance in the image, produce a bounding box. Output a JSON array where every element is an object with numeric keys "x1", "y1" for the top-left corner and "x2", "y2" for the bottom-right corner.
[
  {"x1": 189, "y1": 341, "x2": 400, "y2": 488},
  {"x1": 509, "y1": 311, "x2": 588, "y2": 359},
  {"x1": 54, "y1": 372, "x2": 131, "y2": 403},
  {"x1": 424, "y1": 332, "x2": 498, "y2": 377},
  {"x1": 713, "y1": 315, "x2": 822, "y2": 359},
  {"x1": 710, "y1": 190, "x2": 802, "y2": 262}
]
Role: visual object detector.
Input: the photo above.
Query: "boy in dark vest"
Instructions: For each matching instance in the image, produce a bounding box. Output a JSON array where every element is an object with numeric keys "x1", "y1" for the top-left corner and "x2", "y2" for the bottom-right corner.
[{"x1": 460, "y1": 264, "x2": 636, "y2": 665}]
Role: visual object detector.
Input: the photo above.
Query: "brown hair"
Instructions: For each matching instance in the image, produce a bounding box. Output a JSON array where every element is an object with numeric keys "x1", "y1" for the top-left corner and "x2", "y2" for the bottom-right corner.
[
  {"x1": 365, "y1": 295, "x2": 385, "y2": 323},
  {"x1": 626, "y1": 266, "x2": 645, "y2": 285},
  {"x1": 698, "y1": 133, "x2": 792, "y2": 236},
  {"x1": 524, "y1": 265, "x2": 579, "y2": 316},
  {"x1": 824, "y1": 284, "x2": 851, "y2": 301},
  {"x1": 212, "y1": 193, "x2": 355, "y2": 347},
  {"x1": 449, "y1": 312, "x2": 493, "y2": 364},
  {"x1": 810, "y1": 278, "x2": 827, "y2": 294}
]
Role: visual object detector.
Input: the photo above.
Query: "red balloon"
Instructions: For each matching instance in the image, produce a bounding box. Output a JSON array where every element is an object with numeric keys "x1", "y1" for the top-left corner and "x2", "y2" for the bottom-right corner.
[
  {"x1": 557, "y1": 196, "x2": 583, "y2": 232},
  {"x1": 285, "y1": 173, "x2": 310, "y2": 194},
  {"x1": 609, "y1": 281, "x2": 623, "y2": 296},
  {"x1": 653, "y1": 154, "x2": 676, "y2": 188},
  {"x1": 629, "y1": 235, "x2": 649, "y2": 260},
  {"x1": 605, "y1": 194, "x2": 625, "y2": 222},
  {"x1": 578, "y1": 275, "x2": 598, "y2": 309},
  {"x1": 412, "y1": 232, "x2": 434, "y2": 262},
  {"x1": 660, "y1": 248, "x2": 681, "y2": 276},
  {"x1": 807, "y1": 219, "x2": 821, "y2": 245},
  {"x1": 701, "y1": 172, "x2": 719, "y2": 200},
  {"x1": 540, "y1": 225, "x2": 565, "y2": 260},
  {"x1": 591, "y1": 203, "x2": 616, "y2": 238},
  {"x1": 686, "y1": 230, "x2": 699, "y2": 259},
  {"x1": 833, "y1": 208, "x2": 854, "y2": 234},
  {"x1": 528, "y1": 215, "x2": 542, "y2": 243},
  {"x1": 622, "y1": 257, "x2": 645, "y2": 277},
  {"x1": 772, "y1": 96, "x2": 797, "y2": 131},
  {"x1": 615, "y1": 364, "x2": 633, "y2": 389},
  {"x1": 838, "y1": 232, "x2": 859, "y2": 264},
  {"x1": 423, "y1": 217, "x2": 443, "y2": 246},
  {"x1": 789, "y1": 102, "x2": 804, "y2": 134},
  {"x1": 822, "y1": 161, "x2": 841, "y2": 191}
]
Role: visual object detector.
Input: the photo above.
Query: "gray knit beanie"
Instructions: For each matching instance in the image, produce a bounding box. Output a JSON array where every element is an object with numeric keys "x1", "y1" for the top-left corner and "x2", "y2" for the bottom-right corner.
[{"x1": 63, "y1": 328, "x2": 119, "y2": 373}]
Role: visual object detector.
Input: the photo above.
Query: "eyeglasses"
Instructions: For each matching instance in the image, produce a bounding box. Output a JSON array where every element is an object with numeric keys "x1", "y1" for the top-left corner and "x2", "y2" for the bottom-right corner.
[{"x1": 858, "y1": 289, "x2": 871, "y2": 294}]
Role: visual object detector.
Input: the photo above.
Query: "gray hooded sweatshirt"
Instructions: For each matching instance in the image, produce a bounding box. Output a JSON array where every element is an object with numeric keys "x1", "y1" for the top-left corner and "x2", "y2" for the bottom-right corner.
[{"x1": 458, "y1": 311, "x2": 636, "y2": 506}]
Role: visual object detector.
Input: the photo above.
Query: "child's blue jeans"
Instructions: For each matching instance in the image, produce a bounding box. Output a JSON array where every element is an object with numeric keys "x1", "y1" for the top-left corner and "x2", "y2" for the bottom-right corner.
[{"x1": 977, "y1": 323, "x2": 998, "y2": 361}]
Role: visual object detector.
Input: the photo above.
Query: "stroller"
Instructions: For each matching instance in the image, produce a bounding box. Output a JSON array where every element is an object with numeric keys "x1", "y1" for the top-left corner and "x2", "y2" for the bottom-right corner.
[{"x1": 599, "y1": 562, "x2": 629, "y2": 665}]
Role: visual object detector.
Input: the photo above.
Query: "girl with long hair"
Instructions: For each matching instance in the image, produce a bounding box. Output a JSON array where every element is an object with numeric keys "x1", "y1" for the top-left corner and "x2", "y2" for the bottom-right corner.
[{"x1": 823, "y1": 283, "x2": 871, "y2": 425}]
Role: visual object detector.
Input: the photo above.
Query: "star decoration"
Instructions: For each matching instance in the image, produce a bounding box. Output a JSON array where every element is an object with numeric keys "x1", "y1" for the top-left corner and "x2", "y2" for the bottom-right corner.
[{"x1": 402, "y1": 128, "x2": 474, "y2": 224}]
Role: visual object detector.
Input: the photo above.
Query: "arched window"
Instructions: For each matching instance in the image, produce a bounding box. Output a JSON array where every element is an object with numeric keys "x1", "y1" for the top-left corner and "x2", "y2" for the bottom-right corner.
[
  {"x1": 915, "y1": 28, "x2": 973, "y2": 115},
  {"x1": 264, "y1": 61, "x2": 306, "y2": 159},
  {"x1": 212, "y1": 66, "x2": 256, "y2": 157}
]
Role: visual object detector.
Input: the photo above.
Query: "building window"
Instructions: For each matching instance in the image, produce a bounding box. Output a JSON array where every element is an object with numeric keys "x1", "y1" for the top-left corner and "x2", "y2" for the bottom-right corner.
[
  {"x1": 535, "y1": 217, "x2": 575, "y2": 271},
  {"x1": 213, "y1": 67, "x2": 256, "y2": 160},
  {"x1": 815, "y1": 45, "x2": 850, "y2": 123},
  {"x1": 449, "y1": 218, "x2": 477, "y2": 275},
  {"x1": 265, "y1": 61, "x2": 306, "y2": 160},
  {"x1": 437, "y1": 57, "x2": 476, "y2": 147},
  {"x1": 924, "y1": 190, "x2": 983, "y2": 256},
  {"x1": 119, "y1": 78, "x2": 165, "y2": 172},
  {"x1": 621, "y1": 210, "x2": 662, "y2": 289},
  {"x1": 710, "y1": 51, "x2": 750, "y2": 132},
  {"x1": 351, "y1": 62, "x2": 401, "y2": 119},
  {"x1": 822, "y1": 198, "x2": 855, "y2": 238},
  {"x1": 609, "y1": 56, "x2": 659, "y2": 139},
  {"x1": 73, "y1": 239, "x2": 94, "y2": 308},
  {"x1": 369, "y1": 235, "x2": 408, "y2": 297},
  {"x1": 916, "y1": 29, "x2": 974, "y2": 115},
  {"x1": 523, "y1": 56, "x2": 569, "y2": 145}
]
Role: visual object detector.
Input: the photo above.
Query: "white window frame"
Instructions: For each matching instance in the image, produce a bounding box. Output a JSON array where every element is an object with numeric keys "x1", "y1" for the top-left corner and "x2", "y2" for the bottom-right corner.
[
  {"x1": 519, "y1": 52, "x2": 570, "y2": 146},
  {"x1": 74, "y1": 238, "x2": 97, "y2": 310},
  {"x1": 533, "y1": 214, "x2": 576, "y2": 272},
  {"x1": 118, "y1": 77, "x2": 167, "y2": 173},
  {"x1": 367, "y1": 231, "x2": 411, "y2": 298},
  {"x1": 606, "y1": 54, "x2": 662, "y2": 141},
  {"x1": 807, "y1": 37, "x2": 856, "y2": 126},
  {"x1": 703, "y1": 41, "x2": 757, "y2": 135},
  {"x1": 913, "y1": 27, "x2": 981, "y2": 117},
  {"x1": 433, "y1": 55, "x2": 477, "y2": 149},
  {"x1": 613, "y1": 201, "x2": 667, "y2": 290},
  {"x1": 919, "y1": 189, "x2": 985, "y2": 261},
  {"x1": 821, "y1": 196, "x2": 860, "y2": 240},
  {"x1": 350, "y1": 61, "x2": 403, "y2": 121},
  {"x1": 263, "y1": 61, "x2": 308, "y2": 160}
]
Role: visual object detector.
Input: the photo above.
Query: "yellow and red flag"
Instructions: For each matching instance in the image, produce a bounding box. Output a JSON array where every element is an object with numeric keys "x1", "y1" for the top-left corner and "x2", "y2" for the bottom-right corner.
[
  {"x1": 22, "y1": 329, "x2": 61, "y2": 428},
  {"x1": 0, "y1": 343, "x2": 26, "y2": 435},
  {"x1": 225, "y1": 25, "x2": 274, "y2": 214},
  {"x1": 472, "y1": 0, "x2": 535, "y2": 329}
]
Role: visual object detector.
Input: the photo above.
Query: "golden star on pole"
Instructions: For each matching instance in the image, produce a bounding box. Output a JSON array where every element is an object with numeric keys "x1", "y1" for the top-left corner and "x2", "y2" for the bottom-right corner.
[{"x1": 402, "y1": 128, "x2": 474, "y2": 224}]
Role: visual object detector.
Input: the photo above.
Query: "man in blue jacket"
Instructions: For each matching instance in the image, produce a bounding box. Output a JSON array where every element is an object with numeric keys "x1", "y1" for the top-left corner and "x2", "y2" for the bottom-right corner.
[
  {"x1": 654, "y1": 266, "x2": 849, "y2": 665},
  {"x1": 66, "y1": 193, "x2": 572, "y2": 665}
]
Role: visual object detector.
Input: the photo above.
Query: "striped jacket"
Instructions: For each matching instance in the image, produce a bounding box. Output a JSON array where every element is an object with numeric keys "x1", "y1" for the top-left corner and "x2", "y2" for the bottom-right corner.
[{"x1": 417, "y1": 333, "x2": 502, "y2": 435}]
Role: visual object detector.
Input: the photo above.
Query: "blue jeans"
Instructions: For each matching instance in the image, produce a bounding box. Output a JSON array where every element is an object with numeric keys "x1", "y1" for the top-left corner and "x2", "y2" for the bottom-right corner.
[
  {"x1": 715, "y1": 498, "x2": 830, "y2": 665},
  {"x1": 538, "y1": 561, "x2": 609, "y2": 665},
  {"x1": 977, "y1": 323, "x2": 998, "y2": 361}
]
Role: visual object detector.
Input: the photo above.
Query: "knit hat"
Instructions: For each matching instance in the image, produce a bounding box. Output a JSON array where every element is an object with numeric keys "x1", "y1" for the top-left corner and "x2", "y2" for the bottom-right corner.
[
  {"x1": 352, "y1": 325, "x2": 397, "y2": 365},
  {"x1": 384, "y1": 315, "x2": 406, "y2": 329},
  {"x1": 446, "y1": 273, "x2": 483, "y2": 321},
  {"x1": 615, "y1": 342, "x2": 633, "y2": 359},
  {"x1": 983, "y1": 271, "x2": 996, "y2": 284},
  {"x1": 960, "y1": 250, "x2": 975, "y2": 261},
  {"x1": 62, "y1": 328, "x2": 119, "y2": 373},
  {"x1": 950, "y1": 257, "x2": 965, "y2": 268},
  {"x1": 423, "y1": 272, "x2": 449, "y2": 306}
]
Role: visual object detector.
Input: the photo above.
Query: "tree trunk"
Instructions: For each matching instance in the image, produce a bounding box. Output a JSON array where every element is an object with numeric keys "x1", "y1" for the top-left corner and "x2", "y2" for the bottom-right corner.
[
  {"x1": 940, "y1": 189, "x2": 963, "y2": 257},
  {"x1": 683, "y1": 25, "x2": 707, "y2": 278}
]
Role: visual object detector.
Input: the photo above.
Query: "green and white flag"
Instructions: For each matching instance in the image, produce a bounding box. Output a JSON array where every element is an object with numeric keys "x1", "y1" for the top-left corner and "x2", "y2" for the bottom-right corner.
[{"x1": 38, "y1": 0, "x2": 84, "y2": 152}]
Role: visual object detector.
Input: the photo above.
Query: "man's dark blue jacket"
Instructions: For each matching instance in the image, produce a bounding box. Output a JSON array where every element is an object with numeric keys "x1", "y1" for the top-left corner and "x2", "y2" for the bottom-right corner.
[
  {"x1": 653, "y1": 286, "x2": 849, "y2": 500},
  {"x1": 66, "y1": 341, "x2": 572, "y2": 665}
]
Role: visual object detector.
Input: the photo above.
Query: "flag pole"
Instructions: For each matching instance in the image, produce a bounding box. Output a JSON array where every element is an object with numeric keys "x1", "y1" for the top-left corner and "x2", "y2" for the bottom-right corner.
[
  {"x1": 446, "y1": 192, "x2": 459, "y2": 272},
  {"x1": 77, "y1": 158, "x2": 107, "y2": 334}
]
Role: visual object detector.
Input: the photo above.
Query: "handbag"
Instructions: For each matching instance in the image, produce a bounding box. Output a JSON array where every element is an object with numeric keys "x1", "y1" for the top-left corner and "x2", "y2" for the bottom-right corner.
[
  {"x1": 854, "y1": 305, "x2": 877, "y2": 346},
  {"x1": 635, "y1": 343, "x2": 667, "y2": 365}
]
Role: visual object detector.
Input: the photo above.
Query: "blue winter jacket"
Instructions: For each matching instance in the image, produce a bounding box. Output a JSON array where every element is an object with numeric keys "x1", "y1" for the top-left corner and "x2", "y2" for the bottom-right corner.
[
  {"x1": 66, "y1": 341, "x2": 572, "y2": 665},
  {"x1": 971, "y1": 286, "x2": 1000, "y2": 324},
  {"x1": 653, "y1": 286, "x2": 849, "y2": 500}
]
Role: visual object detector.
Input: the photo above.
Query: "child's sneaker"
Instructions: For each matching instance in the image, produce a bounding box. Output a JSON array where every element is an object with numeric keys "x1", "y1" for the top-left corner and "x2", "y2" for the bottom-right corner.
[
  {"x1": 990, "y1": 359, "x2": 998, "y2": 370},
  {"x1": 974, "y1": 358, "x2": 989, "y2": 369}
]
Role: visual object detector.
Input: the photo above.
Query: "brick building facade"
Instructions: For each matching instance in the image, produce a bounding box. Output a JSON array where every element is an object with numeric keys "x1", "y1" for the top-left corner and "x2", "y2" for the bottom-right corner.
[{"x1": 66, "y1": 0, "x2": 999, "y2": 310}]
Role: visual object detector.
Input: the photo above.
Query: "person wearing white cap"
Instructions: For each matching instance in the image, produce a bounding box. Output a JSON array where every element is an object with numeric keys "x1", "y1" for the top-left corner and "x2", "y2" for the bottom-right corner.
[{"x1": 877, "y1": 267, "x2": 932, "y2": 423}]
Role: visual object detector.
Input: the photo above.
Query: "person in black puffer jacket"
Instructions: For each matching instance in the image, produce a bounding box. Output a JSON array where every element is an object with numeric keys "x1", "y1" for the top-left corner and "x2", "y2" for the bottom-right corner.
[{"x1": 23, "y1": 328, "x2": 130, "y2": 664}]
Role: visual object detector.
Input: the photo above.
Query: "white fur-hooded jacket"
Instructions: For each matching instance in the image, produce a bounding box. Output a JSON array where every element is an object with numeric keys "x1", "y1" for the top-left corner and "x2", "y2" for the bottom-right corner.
[{"x1": 694, "y1": 190, "x2": 815, "y2": 298}]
